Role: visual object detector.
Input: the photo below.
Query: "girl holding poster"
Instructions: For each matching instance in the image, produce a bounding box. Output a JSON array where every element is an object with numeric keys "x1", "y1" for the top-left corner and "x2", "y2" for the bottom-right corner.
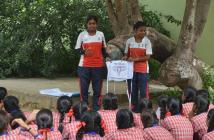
[
  {"x1": 123, "y1": 21, "x2": 153, "y2": 113},
  {"x1": 75, "y1": 15, "x2": 108, "y2": 111}
]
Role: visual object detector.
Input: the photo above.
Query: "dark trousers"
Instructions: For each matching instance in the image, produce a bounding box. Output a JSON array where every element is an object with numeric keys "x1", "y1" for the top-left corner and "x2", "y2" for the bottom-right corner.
[
  {"x1": 128, "y1": 72, "x2": 149, "y2": 112},
  {"x1": 77, "y1": 66, "x2": 104, "y2": 111}
]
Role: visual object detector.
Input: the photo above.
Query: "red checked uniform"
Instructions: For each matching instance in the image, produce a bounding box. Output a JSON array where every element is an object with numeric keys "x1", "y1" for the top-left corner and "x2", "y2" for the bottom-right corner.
[
  {"x1": 133, "y1": 113, "x2": 143, "y2": 128},
  {"x1": 0, "y1": 134, "x2": 30, "y2": 140},
  {"x1": 105, "y1": 127, "x2": 145, "y2": 140},
  {"x1": 52, "y1": 112, "x2": 74, "y2": 130},
  {"x1": 98, "y1": 110, "x2": 117, "y2": 133},
  {"x1": 62, "y1": 121, "x2": 80, "y2": 140},
  {"x1": 202, "y1": 131, "x2": 214, "y2": 140},
  {"x1": 190, "y1": 112, "x2": 208, "y2": 139},
  {"x1": 182, "y1": 102, "x2": 194, "y2": 117},
  {"x1": 161, "y1": 115, "x2": 193, "y2": 140},
  {"x1": 35, "y1": 129, "x2": 62, "y2": 140},
  {"x1": 143, "y1": 125, "x2": 175, "y2": 140}
]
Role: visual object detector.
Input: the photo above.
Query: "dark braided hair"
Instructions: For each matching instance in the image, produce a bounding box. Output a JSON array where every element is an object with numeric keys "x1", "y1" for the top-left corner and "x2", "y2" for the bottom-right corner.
[
  {"x1": 73, "y1": 101, "x2": 88, "y2": 121},
  {"x1": 157, "y1": 95, "x2": 168, "y2": 119},
  {"x1": 76, "y1": 111, "x2": 105, "y2": 140},
  {"x1": 3, "y1": 96, "x2": 26, "y2": 129},
  {"x1": 57, "y1": 96, "x2": 73, "y2": 133}
]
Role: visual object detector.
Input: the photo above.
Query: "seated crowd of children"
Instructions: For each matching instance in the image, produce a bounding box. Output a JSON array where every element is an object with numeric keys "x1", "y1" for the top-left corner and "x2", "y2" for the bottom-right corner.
[{"x1": 0, "y1": 86, "x2": 214, "y2": 140}]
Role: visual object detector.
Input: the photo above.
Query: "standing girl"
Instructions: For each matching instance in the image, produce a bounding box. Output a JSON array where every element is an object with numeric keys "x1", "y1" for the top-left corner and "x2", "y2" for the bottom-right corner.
[
  {"x1": 75, "y1": 15, "x2": 108, "y2": 111},
  {"x1": 123, "y1": 21, "x2": 152, "y2": 112}
]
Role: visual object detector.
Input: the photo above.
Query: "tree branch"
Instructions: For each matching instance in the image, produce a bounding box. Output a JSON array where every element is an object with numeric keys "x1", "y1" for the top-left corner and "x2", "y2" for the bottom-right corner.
[
  {"x1": 105, "y1": 0, "x2": 118, "y2": 34},
  {"x1": 193, "y1": 0, "x2": 211, "y2": 47},
  {"x1": 128, "y1": 0, "x2": 142, "y2": 24}
]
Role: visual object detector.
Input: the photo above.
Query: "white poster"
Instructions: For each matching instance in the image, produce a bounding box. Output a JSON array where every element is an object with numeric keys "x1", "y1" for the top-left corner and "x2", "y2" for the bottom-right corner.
[{"x1": 106, "y1": 60, "x2": 133, "y2": 81}]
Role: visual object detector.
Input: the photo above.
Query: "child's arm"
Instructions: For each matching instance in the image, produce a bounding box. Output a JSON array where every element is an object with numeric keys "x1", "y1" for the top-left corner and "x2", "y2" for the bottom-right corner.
[{"x1": 128, "y1": 55, "x2": 150, "y2": 62}]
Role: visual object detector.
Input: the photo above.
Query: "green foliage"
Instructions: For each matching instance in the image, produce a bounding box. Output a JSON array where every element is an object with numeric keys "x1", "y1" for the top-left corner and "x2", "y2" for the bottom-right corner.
[
  {"x1": 149, "y1": 59, "x2": 161, "y2": 80},
  {"x1": 141, "y1": 5, "x2": 181, "y2": 37},
  {"x1": 201, "y1": 65, "x2": 214, "y2": 103},
  {"x1": 0, "y1": 0, "x2": 114, "y2": 78},
  {"x1": 0, "y1": 0, "x2": 178, "y2": 78}
]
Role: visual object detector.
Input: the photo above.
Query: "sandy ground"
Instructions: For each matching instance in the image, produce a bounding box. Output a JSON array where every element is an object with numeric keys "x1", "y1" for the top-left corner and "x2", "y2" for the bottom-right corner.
[{"x1": 0, "y1": 78, "x2": 169, "y2": 111}]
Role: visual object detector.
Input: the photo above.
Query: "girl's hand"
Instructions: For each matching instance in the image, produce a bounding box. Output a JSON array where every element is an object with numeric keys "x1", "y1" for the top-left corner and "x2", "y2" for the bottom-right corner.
[
  {"x1": 26, "y1": 109, "x2": 40, "y2": 124},
  {"x1": 12, "y1": 118, "x2": 29, "y2": 130},
  {"x1": 127, "y1": 57, "x2": 137, "y2": 62},
  {"x1": 85, "y1": 49, "x2": 93, "y2": 56},
  {"x1": 122, "y1": 56, "x2": 128, "y2": 60}
]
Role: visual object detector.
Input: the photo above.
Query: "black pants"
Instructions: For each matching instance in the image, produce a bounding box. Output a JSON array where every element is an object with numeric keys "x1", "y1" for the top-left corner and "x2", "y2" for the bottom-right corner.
[
  {"x1": 128, "y1": 72, "x2": 149, "y2": 112},
  {"x1": 77, "y1": 66, "x2": 104, "y2": 111}
]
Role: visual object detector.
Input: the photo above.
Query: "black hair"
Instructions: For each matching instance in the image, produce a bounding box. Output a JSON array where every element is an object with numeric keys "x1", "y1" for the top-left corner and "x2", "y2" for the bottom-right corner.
[
  {"x1": 0, "y1": 110, "x2": 9, "y2": 133},
  {"x1": 138, "y1": 98, "x2": 152, "y2": 113},
  {"x1": 183, "y1": 86, "x2": 197, "y2": 103},
  {"x1": 73, "y1": 101, "x2": 88, "y2": 121},
  {"x1": 133, "y1": 21, "x2": 146, "y2": 30},
  {"x1": 167, "y1": 97, "x2": 182, "y2": 116},
  {"x1": 102, "y1": 93, "x2": 118, "y2": 110},
  {"x1": 141, "y1": 110, "x2": 158, "y2": 128},
  {"x1": 197, "y1": 89, "x2": 210, "y2": 99},
  {"x1": 86, "y1": 15, "x2": 98, "y2": 23},
  {"x1": 0, "y1": 87, "x2": 7, "y2": 102},
  {"x1": 193, "y1": 95, "x2": 209, "y2": 115},
  {"x1": 116, "y1": 109, "x2": 134, "y2": 129},
  {"x1": 76, "y1": 111, "x2": 105, "y2": 140},
  {"x1": 57, "y1": 96, "x2": 73, "y2": 133},
  {"x1": 207, "y1": 109, "x2": 214, "y2": 132},
  {"x1": 36, "y1": 109, "x2": 53, "y2": 140},
  {"x1": 3, "y1": 96, "x2": 26, "y2": 129},
  {"x1": 158, "y1": 95, "x2": 168, "y2": 119}
]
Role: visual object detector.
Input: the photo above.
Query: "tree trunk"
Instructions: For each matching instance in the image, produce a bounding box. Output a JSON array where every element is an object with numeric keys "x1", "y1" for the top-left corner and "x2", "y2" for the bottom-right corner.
[
  {"x1": 105, "y1": 0, "x2": 211, "y2": 89},
  {"x1": 159, "y1": 0, "x2": 211, "y2": 89}
]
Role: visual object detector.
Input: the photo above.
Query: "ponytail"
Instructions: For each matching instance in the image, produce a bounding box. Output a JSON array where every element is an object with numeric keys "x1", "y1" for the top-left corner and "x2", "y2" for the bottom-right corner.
[
  {"x1": 158, "y1": 95, "x2": 168, "y2": 119},
  {"x1": 76, "y1": 112, "x2": 106, "y2": 140},
  {"x1": 57, "y1": 96, "x2": 73, "y2": 133}
]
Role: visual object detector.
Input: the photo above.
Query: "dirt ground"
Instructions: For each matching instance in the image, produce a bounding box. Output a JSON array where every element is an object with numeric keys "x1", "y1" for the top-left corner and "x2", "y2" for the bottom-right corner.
[{"x1": 0, "y1": 78, "x2": 168, "y2": 111}]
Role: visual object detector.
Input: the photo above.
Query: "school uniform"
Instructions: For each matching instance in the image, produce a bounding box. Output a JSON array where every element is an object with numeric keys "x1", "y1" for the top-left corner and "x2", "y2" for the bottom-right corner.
[
  {"x1": 125, "y1": 36, "x2": 152, "y2": 112},
  {"x1": 143, "y1": 125, "x2": 175, "y2": 140},
  {"x1": 35, "y1": 128, "x2": 62, "y2": 140},
  {"x1": 52, "y1": 112, "x2": 74, "y2": 130},
  {"x1": 9, "y1": 124, "x2": 38, "y2": 139},
  {"x1": 62, "y1": 121, "x2": 80, "y2": 140},
  {"x1": 98, "y1": 110, "x2": 117, "y2": 133},
  {"x1": 161, "y1": 115, "x2": 193, "y2": 140},
  {"x1": 105, "y1": 127, "x2": 144, "y2": 140},
  {"x1": 0, "y1": 133, "x2": 30, "y2": 140},
  {"x1": 202, "y1": 131, "x2": 214, "y2": 140},
  {"x1": 76, "y1": 30, "x2": 107, "y2": 111},
  {"x1": 133, "y1": 113, "x2": 143, "y2": 128},
  {"x1": 182, "y1": 102, "x2": 194, "y2": 117},
  {"x1": 190, "y1": 112, "x2": 208, "y2": 139}
]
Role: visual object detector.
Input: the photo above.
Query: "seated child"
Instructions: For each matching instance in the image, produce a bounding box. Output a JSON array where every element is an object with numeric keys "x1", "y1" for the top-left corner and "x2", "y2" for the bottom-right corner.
[
  {"x1": 105, "y1": 109, "x2": 144, "y2": 140},
  {"x1": 75, "y1": 111, "x2": 106, "y2": 140},
  {"x1": 98, "y1": 93, "x2": 118, "y2": 132},
  {"x1": 141, "y1": 110, "x2": 174, "y2": 140},
  {"x1": 161, "y1": 97, "x2": 193, "y2": 140},
  {"x1": 182, "y1": 86, "x2": 197, "y2": 117},
  {"x1": 62, "y1": 101, "x2": 88, "y2": 140},
  {"x1": 197, "y1": 89, "x2": 214, "y2": 110},
  {"x1": 0, "y1": 110, "x2": 30, "y2": 140},
  {"x1": 190, "y1": 95, "x2": 210, "y2": 139},
  {"x1": 53, "y1": 95, "x2": 73, "y2": 132},
  {"x1": 202, "y1": 109, "x2": 214, "y2": 140},
  {"x1": 134, "y1": 98, "x2": 153, "y2": 128}
]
